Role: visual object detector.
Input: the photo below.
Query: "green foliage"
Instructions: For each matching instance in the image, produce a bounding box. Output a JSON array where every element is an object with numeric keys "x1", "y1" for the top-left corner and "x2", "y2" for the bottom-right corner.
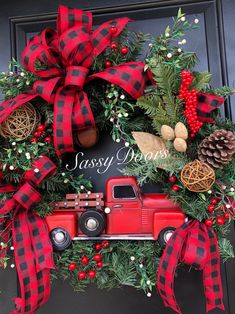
[{"x1": 218, "y1": 238, "x2": 235, "y2": 262}]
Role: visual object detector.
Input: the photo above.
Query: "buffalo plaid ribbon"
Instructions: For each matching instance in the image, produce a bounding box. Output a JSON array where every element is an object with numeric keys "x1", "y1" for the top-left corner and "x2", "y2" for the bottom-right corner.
[
  {"x1": 197, "y1": 92, "x2": 224, "y2": 123},
  {"x1": 157, "y1": 220, "x2": 224, "y2": 314},
  {"x1": 0, "y1": 5, "x2": 152, "y2": 157},
  {"x1": 0, "y1": 156, "x2": 56, "y2": 314}
]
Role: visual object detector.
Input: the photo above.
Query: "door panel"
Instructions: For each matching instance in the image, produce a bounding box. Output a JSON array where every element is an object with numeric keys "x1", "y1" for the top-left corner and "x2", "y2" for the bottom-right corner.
[{"x1": 0, "y1": 1, "x2": 234, "y2": 313}]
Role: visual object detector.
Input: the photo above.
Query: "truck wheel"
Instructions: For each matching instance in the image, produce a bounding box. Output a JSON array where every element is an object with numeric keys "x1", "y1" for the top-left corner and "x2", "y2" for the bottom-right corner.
[
  {"x1": 50, "y1": 227, "x2": 72, "y2": 251},
  {"x1": 158, "y1": 227, "x2": 175, "y2": 247},
  {"x1": 79, "y1": 209, "x2": 106, "y2": 237}
]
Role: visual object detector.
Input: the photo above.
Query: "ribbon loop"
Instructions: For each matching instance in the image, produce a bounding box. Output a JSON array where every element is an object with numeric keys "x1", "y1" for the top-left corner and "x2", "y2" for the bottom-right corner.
[{"x1": 13, "y1": 182, "x2": 41, "y2": 210}]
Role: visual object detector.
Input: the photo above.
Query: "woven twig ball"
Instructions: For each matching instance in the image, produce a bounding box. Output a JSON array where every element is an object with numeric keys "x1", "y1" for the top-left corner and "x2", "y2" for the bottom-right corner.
[
  {"x1": 181, "y1": 159, "x2": 215, "y2": 192},
  {"x1": 0, "y1": 103, "x2": 38, "y2": 140}
]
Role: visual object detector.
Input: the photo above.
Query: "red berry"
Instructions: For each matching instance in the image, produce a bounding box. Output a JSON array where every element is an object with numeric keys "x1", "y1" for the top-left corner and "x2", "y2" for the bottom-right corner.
[
  {"x1": 205, "y1": 218, "x2": 213, "y2": 227},
  {"x1": 78, "y1": 271, "x2": 86, "y2": 280},
  {"x1": 96, "y1": 261, "x2": 103, "y2": 268},
  {"x1": 172, "y1": 185, "x2": 180, "y2": 192},
  {"x1": 34, "y1": 131, "x2": 41, "y2": 138},
  {"x1": 95, "y1": 244, "x2": 102, "y2": 251},
  {"x1": 224, "y1": 212, "x2": 230, "y2": 219},
  {"x1": 169, "y1": 176, "x2": 177, "y2": 183},
  {"x1": 216, "y1": 217, "x2": 225, "y2": 225},
  {"x1": 31, "y1": 137, "x2": 38, "y2": 143},
  {"x1": 101, "y1": 240, "x2": 109, "y2": 248},
  {"x1": 110, "y1": 26, "x2": 117, "y2": 34},
  {"x1": 37, "y1": 124, "x2": 45, "y2": 132},
  {"x1": 94, "y1": 254, "x2": 102, "y2": 262},
  {"x1": 110, "y1": 42, "x2": 118, "y2": 50},
  {"x1": 81, "y1": 255, "x2": 89, "y2": 265},
  {"x1": 120, "y1": 46, "x2": 129, "y2": 55},
  {"x1": 68, "y1": 263, "x2": 77, "y2": 271},
  {"x1": 210, "y1": 198, "x2": 219, "y2": 205},
  {"x1": 208, "y1": 204, "x2": 215, "y2": 212},
  {"x1": 88, "y1": 270, "x2": 96, "y2": 279},
  {"x1": 45, "y1": 136, "x2": 52, "y2": 144},
  {"x1": 104, "y1": 60, "x2": 112, "y2": 68}
]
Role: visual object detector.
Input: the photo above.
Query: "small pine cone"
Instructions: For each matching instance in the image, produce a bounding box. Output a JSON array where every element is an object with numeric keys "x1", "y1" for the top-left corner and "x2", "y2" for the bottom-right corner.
[{"x1": 198, "y1": 129, "x2": 235, "y2": 168}]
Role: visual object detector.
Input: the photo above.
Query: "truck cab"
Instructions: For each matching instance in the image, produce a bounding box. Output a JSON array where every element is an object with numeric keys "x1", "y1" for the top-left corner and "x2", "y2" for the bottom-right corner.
[{"x1": 45, "y1": 176, "x2": 186, "y2": 251}]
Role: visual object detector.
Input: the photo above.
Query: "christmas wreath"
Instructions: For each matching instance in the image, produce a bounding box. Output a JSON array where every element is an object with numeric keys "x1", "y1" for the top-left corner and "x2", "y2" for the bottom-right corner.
[{"x1": 0, "y1": 5, "x2": 234, "y2": 314}]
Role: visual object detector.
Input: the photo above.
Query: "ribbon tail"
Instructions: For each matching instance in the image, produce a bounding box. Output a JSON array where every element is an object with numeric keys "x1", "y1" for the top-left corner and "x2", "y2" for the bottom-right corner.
[
  {"x1": 0, "y1": 93, "x2": 37, "y2": 124},
  {"x1": 88, "y1": 62, "x2": 153, "y2": 99},
  {"x1": 203, "y1": 227, "x2": 225, "y2": 312},
  {"x1": 53, "y1": 87, "x2": 76, "y2": 157},
  {"x1": 72, "y1": 92, "x2": 95, "y2": 131}
]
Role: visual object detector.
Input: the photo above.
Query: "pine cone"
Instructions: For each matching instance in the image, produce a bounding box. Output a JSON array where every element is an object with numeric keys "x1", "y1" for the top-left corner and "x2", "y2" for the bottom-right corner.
[{"x1": 198, "y1": 129, "x2": 235, "y2": 168}]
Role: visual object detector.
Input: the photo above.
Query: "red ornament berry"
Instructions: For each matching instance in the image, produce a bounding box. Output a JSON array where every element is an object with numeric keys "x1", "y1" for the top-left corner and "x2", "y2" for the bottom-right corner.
[
  {"x1": 216, "y1": 217, "x2": 225, "y2": 225},
  {"x1": 224, "y1": 212, "x2": 230, "y2": 219},
  {"x1": 31, "y1": 137, "x2": 38, "y2": 143},
  {"x1": 205, "y1": 218, "x2": 213, "y2": 227},
  {"x1": 110, "y1": 42, "x2": 118, "y2": 50},
  {"x1": 110, "y1": 26, "x2": 117, "y2": 34},
  {"x1": 210, "y1": 197, "x2": 219, "y2": 205},
  {"x1": 207, "y1": 204, "x2": 215, "y2": 212},
  {"x1": 95, "y1": 244, "x2": 102, "y2": 251},
  {"x1": 45, "y1": 136, "x2": 52, "y2": 144},
  {"x1": 104, "y1": 60, "x2": 112, "y2": 68},
  {"x1": 101, "y1": 240, "x2": 109, "y2": 248},
  {"x1": 94, "y1": 254, "x2": 102, "y2": 262},
  {"x1": 37, "y1": 124, "x2": 45, "y2": 132},
  {"x1": 120, "y1": 46, "x2": 129, "y2": 55},
  {"x1": 172, "y1": 185, "x2": 180, "y2": 192},
  {"x1": 168, "y1": 176, "x2": 177, "y2": 183},
  {"x1": 81, "y1": 255, "x2": 89, "y2": 265},
  {"x1": 34, "y1": 131, "x2": 41, "y2": 138},
  {"x1": 68, "y1": 263, "x2": 77, "y2": 271},
  {"x1": 96, "y1": 261, "x2": 103, "y2": 268},
  {"x1": 88, "y1": 270, "x2": 96, "y2": 279},
  {"x1": 78, "y1": 271, "x2": 86, "y2": 280}
]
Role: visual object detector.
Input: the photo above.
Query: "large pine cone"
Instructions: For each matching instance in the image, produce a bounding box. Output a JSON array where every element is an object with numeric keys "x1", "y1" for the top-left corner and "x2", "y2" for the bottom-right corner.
[{"x1": 198, "y1": 129, "x2": 235, "y2": 168}]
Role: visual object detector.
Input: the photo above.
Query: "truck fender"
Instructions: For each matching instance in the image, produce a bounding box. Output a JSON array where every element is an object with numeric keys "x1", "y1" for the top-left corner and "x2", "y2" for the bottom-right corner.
[
  {"x1": 153, "y1": 211, "x2": 186, "y2": 240},
  {"x1": 45, "y1": 212, "x2": 77, "y2": 239}
]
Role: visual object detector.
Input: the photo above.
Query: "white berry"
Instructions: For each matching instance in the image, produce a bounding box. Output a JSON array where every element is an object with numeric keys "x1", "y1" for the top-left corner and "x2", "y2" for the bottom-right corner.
[
  {"x1": 148, "y1": 43, "x2": 153, "y2": 47},
  {"x1": 16, "y1": 79, "x2": 20, "y2": 83},
  {"x1": 9, "y1": 71, "x2": 13, "y2": 75},
  {"x1": 118, "y1": 113, "x2": 122, "y2": 118},
  {"x1": 80, "y1": 185, "x2": 84, "y2": 190},
  {"x1": 10, "y1": 264, "x2": 15, "y2": 268},
  {"x1": 10, "y1": 246, "x2": 14, "y2": 251},
  {"x1": 130, "y1": 256, "x2": 135, "y2": 261},
  {"x1": 146, "y1": 280, "x2": 151, "y2": 285},
  {"x1": 181, "y1": 39, "x2": 187, "y2": 44},
  {"x1": 180, "y1": 16, "x2": 186, "y2": 22},
  {"x1": 139, "y1": 264, "x2": 144, "y2": 268},
  {"x1": 147, "y1": 292, "x2": 152, "y2": 297},
  {"x1": 64, "y1": 179, "x2": 69, "y2": 183},
  {"x1": 226, "y1": 204, "x2": 231, "y2": 209},
  {"x1": 178, "y1": 48, "x2": 182, "y2": 53},
  {"x1": 34, "y1": 168, "x2": 39, "y2": 173},
  {"x1": 207, "y1": 190, "x2": 212, "y2": 194},
  {"x1": 222, "y1": 185, "x2": 227, "y2": 190},
  {"x1": 194, "y1": 18, "x2": 199, "y2": 24},
  {"x1": 124, "y1": 112, "x2": 129, "y2": 117},
  {"x1": 230, "y1": 188, "x2": 234, "y2": 192},
  {"x1": 167, "y1": 53, "x2": 172, "y2": 58},
  {"x1": 26, "y1": 81, "x2": 30, "y2": 85},
  {"x1": 110, "y1": 117, "x2": 114, "y2": 122},
  {"x1": 20, "y1": 72, "x2": 25, "y2": 77},
  {"x1": 165, "y1": 32, "x2": 170, "y2": 37},
  {"x1": 61, "y1": 172, "x2": 65, "y2": 176},
  {"x1": 12, "y1": 142, "x2": 16, "y2": 146},
  {"x1": 9, "y1": 165, "x2": 14, "y2": 170},
  {"x1": 125, "y1": 142, "x2": 130, "y2": 147},
  {"x1": 116, "y1": 138, "x2": 121, "y2": 143},
  {"x1": 120, "y1": 94, "x2": 125, "y2": 100}
]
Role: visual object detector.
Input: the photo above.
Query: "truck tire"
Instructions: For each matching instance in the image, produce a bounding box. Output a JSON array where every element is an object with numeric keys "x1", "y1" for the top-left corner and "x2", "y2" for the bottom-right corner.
[
  {"x1": 158, "y1": 227, "x2": 175, "y2": 247},
  {"x1": 50, "y1": 227, "x2": 72, "y2": 251},
  {"x1": 79, "y1": 209, "x2": 106, "y2": 237}
]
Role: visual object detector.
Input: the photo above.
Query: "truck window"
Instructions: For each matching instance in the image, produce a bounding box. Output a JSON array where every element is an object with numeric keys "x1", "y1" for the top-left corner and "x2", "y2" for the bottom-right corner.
[{"x1": 113, "y1": 185, "x2": 136, "y2": 199}]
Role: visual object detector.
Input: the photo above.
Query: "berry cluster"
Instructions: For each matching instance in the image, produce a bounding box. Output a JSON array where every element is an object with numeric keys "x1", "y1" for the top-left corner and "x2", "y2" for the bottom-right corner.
[
  {"x1": 168, "y1": 175, "x2": 181, "y2": 192},
  {"x1": 31, "y1": 124, "x2": 52, "y2": 144},
  {"x1": 68, "y1": 240, "x2": 109, "y2": 281},
  {"x1": 205, "y1": 196, "x2": 231, "y2": 227},
  {"x1": 179, "y1": 70, "x2": 203, "y2": 138}
]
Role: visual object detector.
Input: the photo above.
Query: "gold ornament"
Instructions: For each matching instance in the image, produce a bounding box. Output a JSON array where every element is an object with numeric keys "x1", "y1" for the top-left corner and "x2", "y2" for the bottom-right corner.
[
  {"x1": 0, "y1": 103, "x2": 38, "y2": 140},
  {"x1": 181, "y1": 159, "x2": 215, "y2": 192}
]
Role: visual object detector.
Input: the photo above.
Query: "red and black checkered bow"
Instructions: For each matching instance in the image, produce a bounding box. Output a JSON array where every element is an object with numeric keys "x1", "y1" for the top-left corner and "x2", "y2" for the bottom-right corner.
[
  {"x1": 0, "y1": 5, "x2": 152, "y2": 157},
  {"x1": 197, "y1": 92, "x2": 224, "y2": 123},
  {"x1": 157, "y1": 220, "x2": 224, "y2": 314},
  {"x1": 0, "y1": 156, "x2": 56, "y2": 314}
]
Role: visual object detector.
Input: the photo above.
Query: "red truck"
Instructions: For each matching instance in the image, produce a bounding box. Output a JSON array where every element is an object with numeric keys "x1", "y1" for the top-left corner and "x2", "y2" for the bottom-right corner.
[{"x1": 46, "y1": 176, "x2": 186, "y2": 251}]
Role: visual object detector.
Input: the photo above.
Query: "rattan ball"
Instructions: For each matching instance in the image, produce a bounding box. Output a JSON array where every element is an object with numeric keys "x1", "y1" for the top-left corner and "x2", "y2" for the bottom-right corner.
[
  {"x1": 0, "y1": 103, "x2": 38, "y2": 140},
  {"x1": 180, "y1": 159, "x2": 215, "y2": 192}
]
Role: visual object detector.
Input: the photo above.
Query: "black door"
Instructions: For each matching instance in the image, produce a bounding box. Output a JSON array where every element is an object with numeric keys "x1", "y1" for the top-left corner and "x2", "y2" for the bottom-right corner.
[{"x1": 0, "y1": 1, "x2": 235, "y2": 313}]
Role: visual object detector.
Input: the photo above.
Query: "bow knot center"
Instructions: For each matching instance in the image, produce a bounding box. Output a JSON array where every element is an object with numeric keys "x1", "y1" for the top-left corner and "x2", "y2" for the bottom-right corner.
[{"x1": 65, "y1": 66, "x2": 89, "y2": 90}]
